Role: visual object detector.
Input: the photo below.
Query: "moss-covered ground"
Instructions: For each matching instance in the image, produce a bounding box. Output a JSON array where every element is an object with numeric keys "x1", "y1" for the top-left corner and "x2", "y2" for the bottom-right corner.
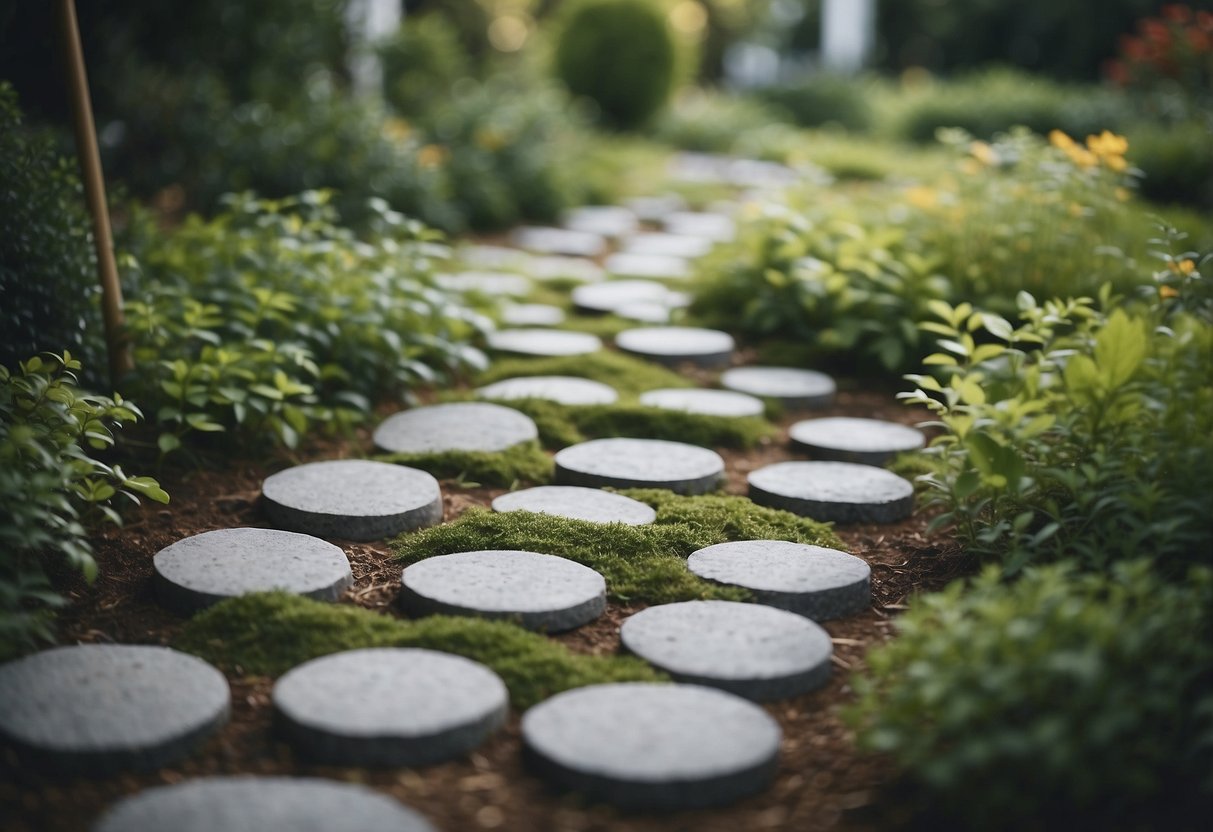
[
  {"x1": 393, "y1": 491, "x2": 841, "y2": 604},
  {"x1": 475, "y1": 351, "x2": 694, "y2": 398},
  {"x1": 176, "y1": 592, "x2": 664, "y2": 708},
  {"x1": 375, "y1": 441, "x2": 553, "y2": 487}
]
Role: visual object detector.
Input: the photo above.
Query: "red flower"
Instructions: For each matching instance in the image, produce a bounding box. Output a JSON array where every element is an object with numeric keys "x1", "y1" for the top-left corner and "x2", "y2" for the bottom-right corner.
[
  {"x1": 1142, "y1": 19, "x2": 1173, "y2": 46},
  {"x1": 1162, "y1": 4, "x2": 1192, "y2": 24}
]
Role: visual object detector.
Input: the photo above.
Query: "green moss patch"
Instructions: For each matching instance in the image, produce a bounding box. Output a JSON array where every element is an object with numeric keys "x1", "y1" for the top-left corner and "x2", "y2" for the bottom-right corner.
[
  {"x1": 393, "y1": 492, "x2": 840, "y2": 604},
  {"x1": 558, "y1": 314, "x2": 635, "y2": 339},
  {"x1": 375, "y1": 441, "x2": 553, "y2": 488},
  {"x1": 476, "y1": 351, "x2": 693, "y2": 398},
  {"x1": 176, "y1": 592, "x2": 663, "y2": 708}
]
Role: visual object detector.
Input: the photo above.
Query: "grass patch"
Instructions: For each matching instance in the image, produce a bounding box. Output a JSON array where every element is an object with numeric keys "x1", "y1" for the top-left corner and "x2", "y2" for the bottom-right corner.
[
  {"x1": 476, "y1": 351, "x2": 693, "y2": 398},
  {"x1": 176, "y1": 592, "x2": 664, "y2": 708},
  {"x1": 393, "y1": 492, "x2": 840, "y2": 604},
  {"x1": 375, "y1": 441, "x2": 552, "y2": 487},
  {"x1": 557, "y1": 314, "x2": 635, "y2": 339}
]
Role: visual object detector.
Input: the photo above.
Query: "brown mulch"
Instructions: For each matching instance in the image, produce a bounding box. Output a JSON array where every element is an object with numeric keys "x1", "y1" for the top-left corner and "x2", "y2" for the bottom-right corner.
[{"x1": 0, "y1": 377, "x2": 972, "y2": 832}]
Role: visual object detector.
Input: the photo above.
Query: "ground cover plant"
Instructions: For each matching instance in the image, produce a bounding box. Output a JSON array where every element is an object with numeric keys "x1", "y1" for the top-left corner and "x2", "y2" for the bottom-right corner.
[
  {"x1": 377, "y1": 441, "x2": 553, "y2": 489},
  {"x1": 475, "y1": 352, "x2": 694, "y2": 398},
  {"x1": 176, "y1": 592, "x2": 663, "y2": 709}
]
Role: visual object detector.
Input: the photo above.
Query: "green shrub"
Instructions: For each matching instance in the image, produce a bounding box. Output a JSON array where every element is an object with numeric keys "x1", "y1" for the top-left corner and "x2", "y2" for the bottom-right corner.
[
  {"x1": 758, "y1": 74, "x2": 874, "y2": 132},
  {"x1": 849, "y1": 560, "x2": 1213, "y2": 828},
  {"x1": 554, "y1": 0, "x2": 679, "y2": 129},
  {"x1": 652, "y1": 90, "x2": 784, "y2": 153},
  {"x1": 379, "y1": 15, "x2": 472, "y2": 118},
  {"x1": 1127, "y1": 119, "x2": 1213, "y2": 208},
  {"x1": 1, "y1": 353, "x2": 167, "y2": 659}
]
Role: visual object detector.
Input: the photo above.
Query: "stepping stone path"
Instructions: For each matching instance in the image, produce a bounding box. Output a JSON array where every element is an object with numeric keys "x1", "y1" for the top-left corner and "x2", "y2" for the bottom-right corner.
[
  {"x1": 492, "y1": 485, "x2": 656, "y2": 525},
  {"x1": 614, "y1": 301, "x2": 677, "y2": 323},
  {"x1": 92, "y1": 777, "x2": 435, "y2": 832},
  {"x1": 510, "y1": 226, "x2": 606, "y2": 258},
  {"x1": 554, "y1": 437, "x2": 724, "y2": 494},
  {"x1": 604, "y1": 252, "x2": 691, "y2": 280},
  {"x1": 521, "y1": 682, "x2": 781, "y2": 810},
  {"x1": 620, "y1": 600, "x2": 833, "y2": 701},
  {"x1": 477, "y1": 375, "x2": 618, "y2": 406},
  {"x1": 501, "y1": 302, "x2": 566, "y2": 327},
  {"x1": 615, "y1": 325, "x2": 735, "y2": 368},
  {"x1": 400, "y1": 550, "x2": 607, "y2": 631},
  {"x1": 262, "y1": 459, "x2": 443, "y2": 541},
  {"x1": 571, "y1": 279, "x2": 675, "y2": 315},
  {"x1": 748, "y1": 460, "x2": 914, "y2": 524},
  {"x1": 373, "y1": 402, "x2": 538, "y2": 454},
  {"x1": 0, "y1": 645, "x2": 229, "y2": 774},
  {"x1": 526, "y1": 255, "x2": 604, "y2": 283},
  {"x1": 460, "y1": 244, "x2": 529, "y2": 269},
  {"x1": 434, "y1": 271, "x2": 531, "y2": 297},
  {"x1": 664, "y1": 211, "x2": 737, "y2": 242},
  {"x1": 789, "y1": 416, "x2": 926, "y2": 466},
  {"x1": 561, "y1": 205, "x2": 638, "y2": 238},
  {"x1": 153, "y1": 528, "x2": 352, "y2": 614},
  {"x1": 621, "y1": 232, "x2": 714, "y2": 260},
  {"x1": 720, "y1": 365, "x2": 837, "y2": 409},
  {"x1": 272, "y1": 648, "x2": 508, "y2": 766},
  {"x1": 624, "y1": 192, "x2": 687, "y2": 222},
  {"x1": 688, "y1": 540, "x2": 872, "y2": 620},
  {"x1": 639, "y1": 387, "x2": 765, "y2": 418},
  {"x1": 486, "y1": 328, "x2": 602, "y2": 357}
]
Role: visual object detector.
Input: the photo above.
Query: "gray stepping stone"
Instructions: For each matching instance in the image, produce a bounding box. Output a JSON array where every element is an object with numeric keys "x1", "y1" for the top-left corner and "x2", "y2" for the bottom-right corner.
[
  {"x1": 720, "y1": 366, "x2": 836, "y2": 409},
  {"x1": 615, "y1": 301, "x2": 676, "y2": 324},
  {"x1": 620, "y1": 600, "x2": 832, "y2": 700},
  {"x1": 639, "y1": 388, "x2": 765, "y2": 418},
  {"x1": 624, "y1": 193, "x2": 688, "y2": 222},
  {"x1": 400, "y1": 550, "x2": 607, "y2": 632},
  {"x1": 272, "y1": 648, "x2": 508, "y2": 766},
  {"x1": 492, "y1": 486, "x2": 656, "y2": 525},
  {"x1": 153, "y1": 528, "x2": 352, "y2": 614},
  {"x1": 373, "y1": 402, "x2": 538, "y2": 454},
  {"x1": 604, "y1": 252, "x2": 691, "y2": 280},
  {"x1": 521, "y1": 682, "x2": 781, "y2": 810},
  {"x1": 460, "y1": 244, "x2": 529, "y2": 270},
  {"x1": 554, "y1": 438, "x2": 724, "y2": 495},
  {"x1": 486, "y1": 328, "x2": 602, "y2": 357},
  {"x1": 621, "y1": 232, "x2": 713, "y2": 260},
  {"x1": 663, "y1": 211, "x2": 736, "y2": 243},
  {"x1": 91, "y1": 776, "x2": 435, "y2": 832},
  {"x1": 562, "y1": 205, "x2": 638, "y2": 238},
  {"x1": 748, "y1": 461, "x2": 913, "y2": 524},
  {"x1": 571, "y1": 279, "x2": 673, "y2": 315},
  {"x1": 688, "y1": 540, "x2": 871, "y2": 620},
  {"x1": 477, "y1": 376, "x2": 618, "y2": 406},
  {"x1": 434, "y1": 271, "x2": 531, "y2": 297},
  {"x1": 262, "y1": 460, "x2": 442, "y2": 541},
  {"x1": 501, "y1": 302, "x2": 566, "y2": 327},
  {"x1": 510, "y1": 226, "x2": 606, "y2": 258},
  {"x1": 0, "y1": 645, "x2": 229, "y2": 774},
  {"x1": 615, "y1": 326, "x2": 735, "y2": 368},
  {"x1": 526, "y1": 255, "x2": 604, "y2": 283},
  {"x1": 789, "y1": 417, "x2": 926, "y2": 466}
]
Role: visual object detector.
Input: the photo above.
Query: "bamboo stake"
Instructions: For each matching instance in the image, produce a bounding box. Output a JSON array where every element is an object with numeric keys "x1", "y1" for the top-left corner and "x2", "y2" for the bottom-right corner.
[{"x1": 56, "y1": 0, "x2": 131, "y2": 385}]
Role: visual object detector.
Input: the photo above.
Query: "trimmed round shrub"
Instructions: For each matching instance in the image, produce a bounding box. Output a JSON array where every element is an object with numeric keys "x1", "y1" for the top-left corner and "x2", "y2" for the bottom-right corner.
[{"x1": 553, "y1": 0, "x2": 678, "y2": 129}]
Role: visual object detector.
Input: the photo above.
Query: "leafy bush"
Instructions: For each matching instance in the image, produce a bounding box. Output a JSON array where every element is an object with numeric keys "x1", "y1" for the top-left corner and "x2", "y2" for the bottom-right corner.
[
  {"x1": 849, "y1": 560, "x2": 1213, "y2": 828},
  {"x1": 1127, "y1": 119, "x2": 1213, "y2": 208},
  {"x1": 1, "y1": 353, "x2": 167, "y2": 659},
  {"x1": 1105, "y1": 5, "x2": 1213, "y2": 117},
  {"x1": 554, "y1": 0, "x2": 679, "y2": 129},
  {"x1": 758, "y1": 74, "x2": 874, "y2": 132},
  {"x1": 651, "y1": 90, "x2": 784, "y2": 153},
  {"x1": 379, "y1": 14, "x2": 472, "y2": 118}
]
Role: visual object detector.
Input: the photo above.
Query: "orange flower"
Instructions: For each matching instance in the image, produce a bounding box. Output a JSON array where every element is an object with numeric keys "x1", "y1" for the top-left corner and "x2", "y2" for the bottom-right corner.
[
  {"x1": 417, "y1": 144, "x2": 449, "y2": 168},
  {"x1": 1049, "y1": 130, "x2": 1076, "y2": 150},
  {"x1": 1160, "y1": 284, "x2": 1180, "y2": 299},
  {"x1": 969, "y1": 140, "x2": 1000, "y2": 166}
]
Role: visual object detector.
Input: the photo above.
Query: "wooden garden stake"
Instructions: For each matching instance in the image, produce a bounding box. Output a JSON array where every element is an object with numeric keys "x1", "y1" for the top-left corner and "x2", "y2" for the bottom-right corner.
[{"x1": 56, "y1": 0, "x2": 131, "y2": 385}]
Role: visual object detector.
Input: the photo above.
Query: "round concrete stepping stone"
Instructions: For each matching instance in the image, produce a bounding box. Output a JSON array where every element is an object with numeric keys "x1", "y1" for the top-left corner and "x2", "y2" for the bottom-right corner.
[
  {"x1": 460, "y1": 243, "x2": 529, "y2": 269},
  {"x1": 639, "y1": 388, "x2": 765, "y2": 418},
  {"x1": 501, "y1": 302, "x2": 566, "y2": 327},
  {"x1": 615, "y1": 301, "x2": 675, "y2": 324},
  {"x1": 510, "y1": 226, "x2": 606, "y2": 258},
  {"x1": 604, "y1": 252, "x2": 691, "y2": 280},
  {"x1": 400, "y1": 550, "x2": 607, "y2": 632},
  {"x1": 688, "y1": 540, "x2": 871, "y2": 620},
  {"x1": 272, "y1": 648, "x2": 508, "y2": 766},
  {"x1": 554, "y1": 438, "x2": 724, "y2": 495},
  {"x1": 562, "y1": 205, "x2": 638, "y2": 238},
  {"x1": 571, "y1": 279, "x2": 673, "y2": 315},
  {"x1": 492, "y1": 486, "x2": 656, "y2": 526},
  {"x1": 748, "y1": 461, "x2": 913, "y2": 524},
  {"x1": 434, "y1": 271, "x2": 531, "y2": 297},
  {"x1": 0, "y1": 645, "x2": 229, "y2": 773},
  {"x1": 521, "y1": 682, "x2": 781, "y2": 810},
  {"x1": 720, "y1": 366, "x2": 836, "y2": 409},
  {"x1": 153, "y1": 528, "x2": 352, "y2": 614},
  {"x1": 624, "y1": 193, "x2": 687, "y2": 222},
  {"x1": 92, "y1": 777, "x2": 435, "y2": 832},
  {"x1": 789, "y1": 417, "x2": 926, "y2": 466},
  {"x1": 373, "y1": 402, "x2": 538, "y2": 454},
  {"x1": 526, "y1": 255, "x2": 604, "y2": 283},
  {"x1": 262, "y1": 460, "x2": 442, "y2": 541},
  {"x1": 477, "y1": 376, "x2": 618, "y2": 406},
  {"x1": 664, "y1": 211, "x2": 736, "y2": 243},
  {"x1": 621, "y1": 232, "x2": 713, "y2": 260},
  {"x1": 486, "y1": 328, "x2": 602, "y2": 357},
  {"x1": 615, "y1": 326, "x2": 735, "y2": 368},
  {"x1": 620, "y1": 600, "x2": 832, "y2": 700}
]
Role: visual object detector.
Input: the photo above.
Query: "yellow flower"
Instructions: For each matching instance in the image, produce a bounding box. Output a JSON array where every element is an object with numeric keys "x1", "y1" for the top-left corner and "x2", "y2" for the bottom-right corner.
[
  {"x1": 1063, "y1": 145, "x2": 1099, "y2": 169},
  {"x1": 1085, "y1": 131, "x2": 1130, "y2": 171},
  {"x1": 474, "y1": 127, "x2": 509, "y2": 152},
  {"x1": 961, "y1": 159, "x2": 981, "y2": 176},
  {"x1": 417, "y1": 144, "x2": 448, "y2": 168},
  {"x1": 1049, "y1": 130, "x2": 1076, "y2": 150},
  {"x1": 1068, "y1": 202, "x2": 1086, "y2": 217},
  {"x1": 905, "y1": 186, "x2": 938, "y2": 209},
  {"x1": 382, "y1": 117, "x2": 412, "y2": 142},
  {"x1": 1115, "y1": 187, "x2": 1131, "y2": 202},
  {"x1": 1160, "y1": 284, "x2": 1180, "y2": 299},
  {"x1": 1178, "y1": 259, "x2": 1197, "y2": 275},
  {"x1": 970, "y1": 140, "x2": 1000, "y2": 166}
]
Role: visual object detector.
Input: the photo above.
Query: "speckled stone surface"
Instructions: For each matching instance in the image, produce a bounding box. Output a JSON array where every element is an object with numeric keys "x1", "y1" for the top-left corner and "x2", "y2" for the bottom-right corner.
[
  {"x1": 526, "y1": 255, "x2": 604, "y2": 283},
  {"x1": 789, "y1": 417, "x2": 926, "y2": 466},
  {"x1": 91, "y1": 777, "x2": 436, "y2": 832},
  {"x1": 373, "y1": 402, "x2": 538, "y2": 454},
  {"x1": 272, "y1": 649, "x2": 508, "y2": 766},
  {"x1": 638, "y1": 388, "x2": 765, "y2": 418},
  {"x1": 485, "y1": 329, "x2": 602, "y2": 357},
  {"x1": 261, "y1": 460, "x2": 442, "y2": 541},
  {"x1": 400, "y1": 550, "x2": 607, "y2": 632},
  {"x1": 561, "y1": 205, "x2": 638, "y2": 238},
  {"x1": 554, "y1": 438, "x2": 725, "y2": 495},
  {"x1": 434, "y1": 271, "x2": 531, "y2": 297},
  {"x1": 748, "y1": 461, "x2": 914, "y2": 524},
  {"x1": 720, "y1": 366, "x2": 836, "y2": 409},
  {"x1": 492, "y1": 486, "x2": 656, "y2": 525},
  {"x1": 153, "y1": 528, "x2": 352, "y2": 613},
  {"x1": 604, "y1": 253, "x2": 691, "y2": 280},
  {"x1": 663, "y1": 211, "x2": 736, "y2": 242},
  {"x1": 687, "y1": 540, "x2": 871, "y2": 620},
  {"x1": 571, "y1": 280, "x2": 674, "y2": 315},
  {"x1": 615, "y1": 326, "x2": 735, "y2": 368},
  {"x1": 621, "y1": 232, "x2": 714, "y2": 260},
  {"x1": 521, "y1": 682, "x2": 781, "y2": 810},
  {"x1": 500, "y1": 303, "x2": 566, "y2": 327},
  {"x1": 477, "y1": 376, "x2": 618, "y2": 406},
  {"x1": 0, "y1": 645, "x2": 229, "y2": 774},
  {"x1": 614, "y1": 301, "x2": 675, "y2": 324},
  {"x1": 620, "y1": 601, "x2": 832, "y2": 700},
  {"x1": 624, "y1": 193, "x2": 687, "y2": 222},
  {"x1": 510, "y1": 226, "x2": 606, "y2": 258},
  {"x1": 459, "y1": 244, "x2": 529, "y2": 270}
]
